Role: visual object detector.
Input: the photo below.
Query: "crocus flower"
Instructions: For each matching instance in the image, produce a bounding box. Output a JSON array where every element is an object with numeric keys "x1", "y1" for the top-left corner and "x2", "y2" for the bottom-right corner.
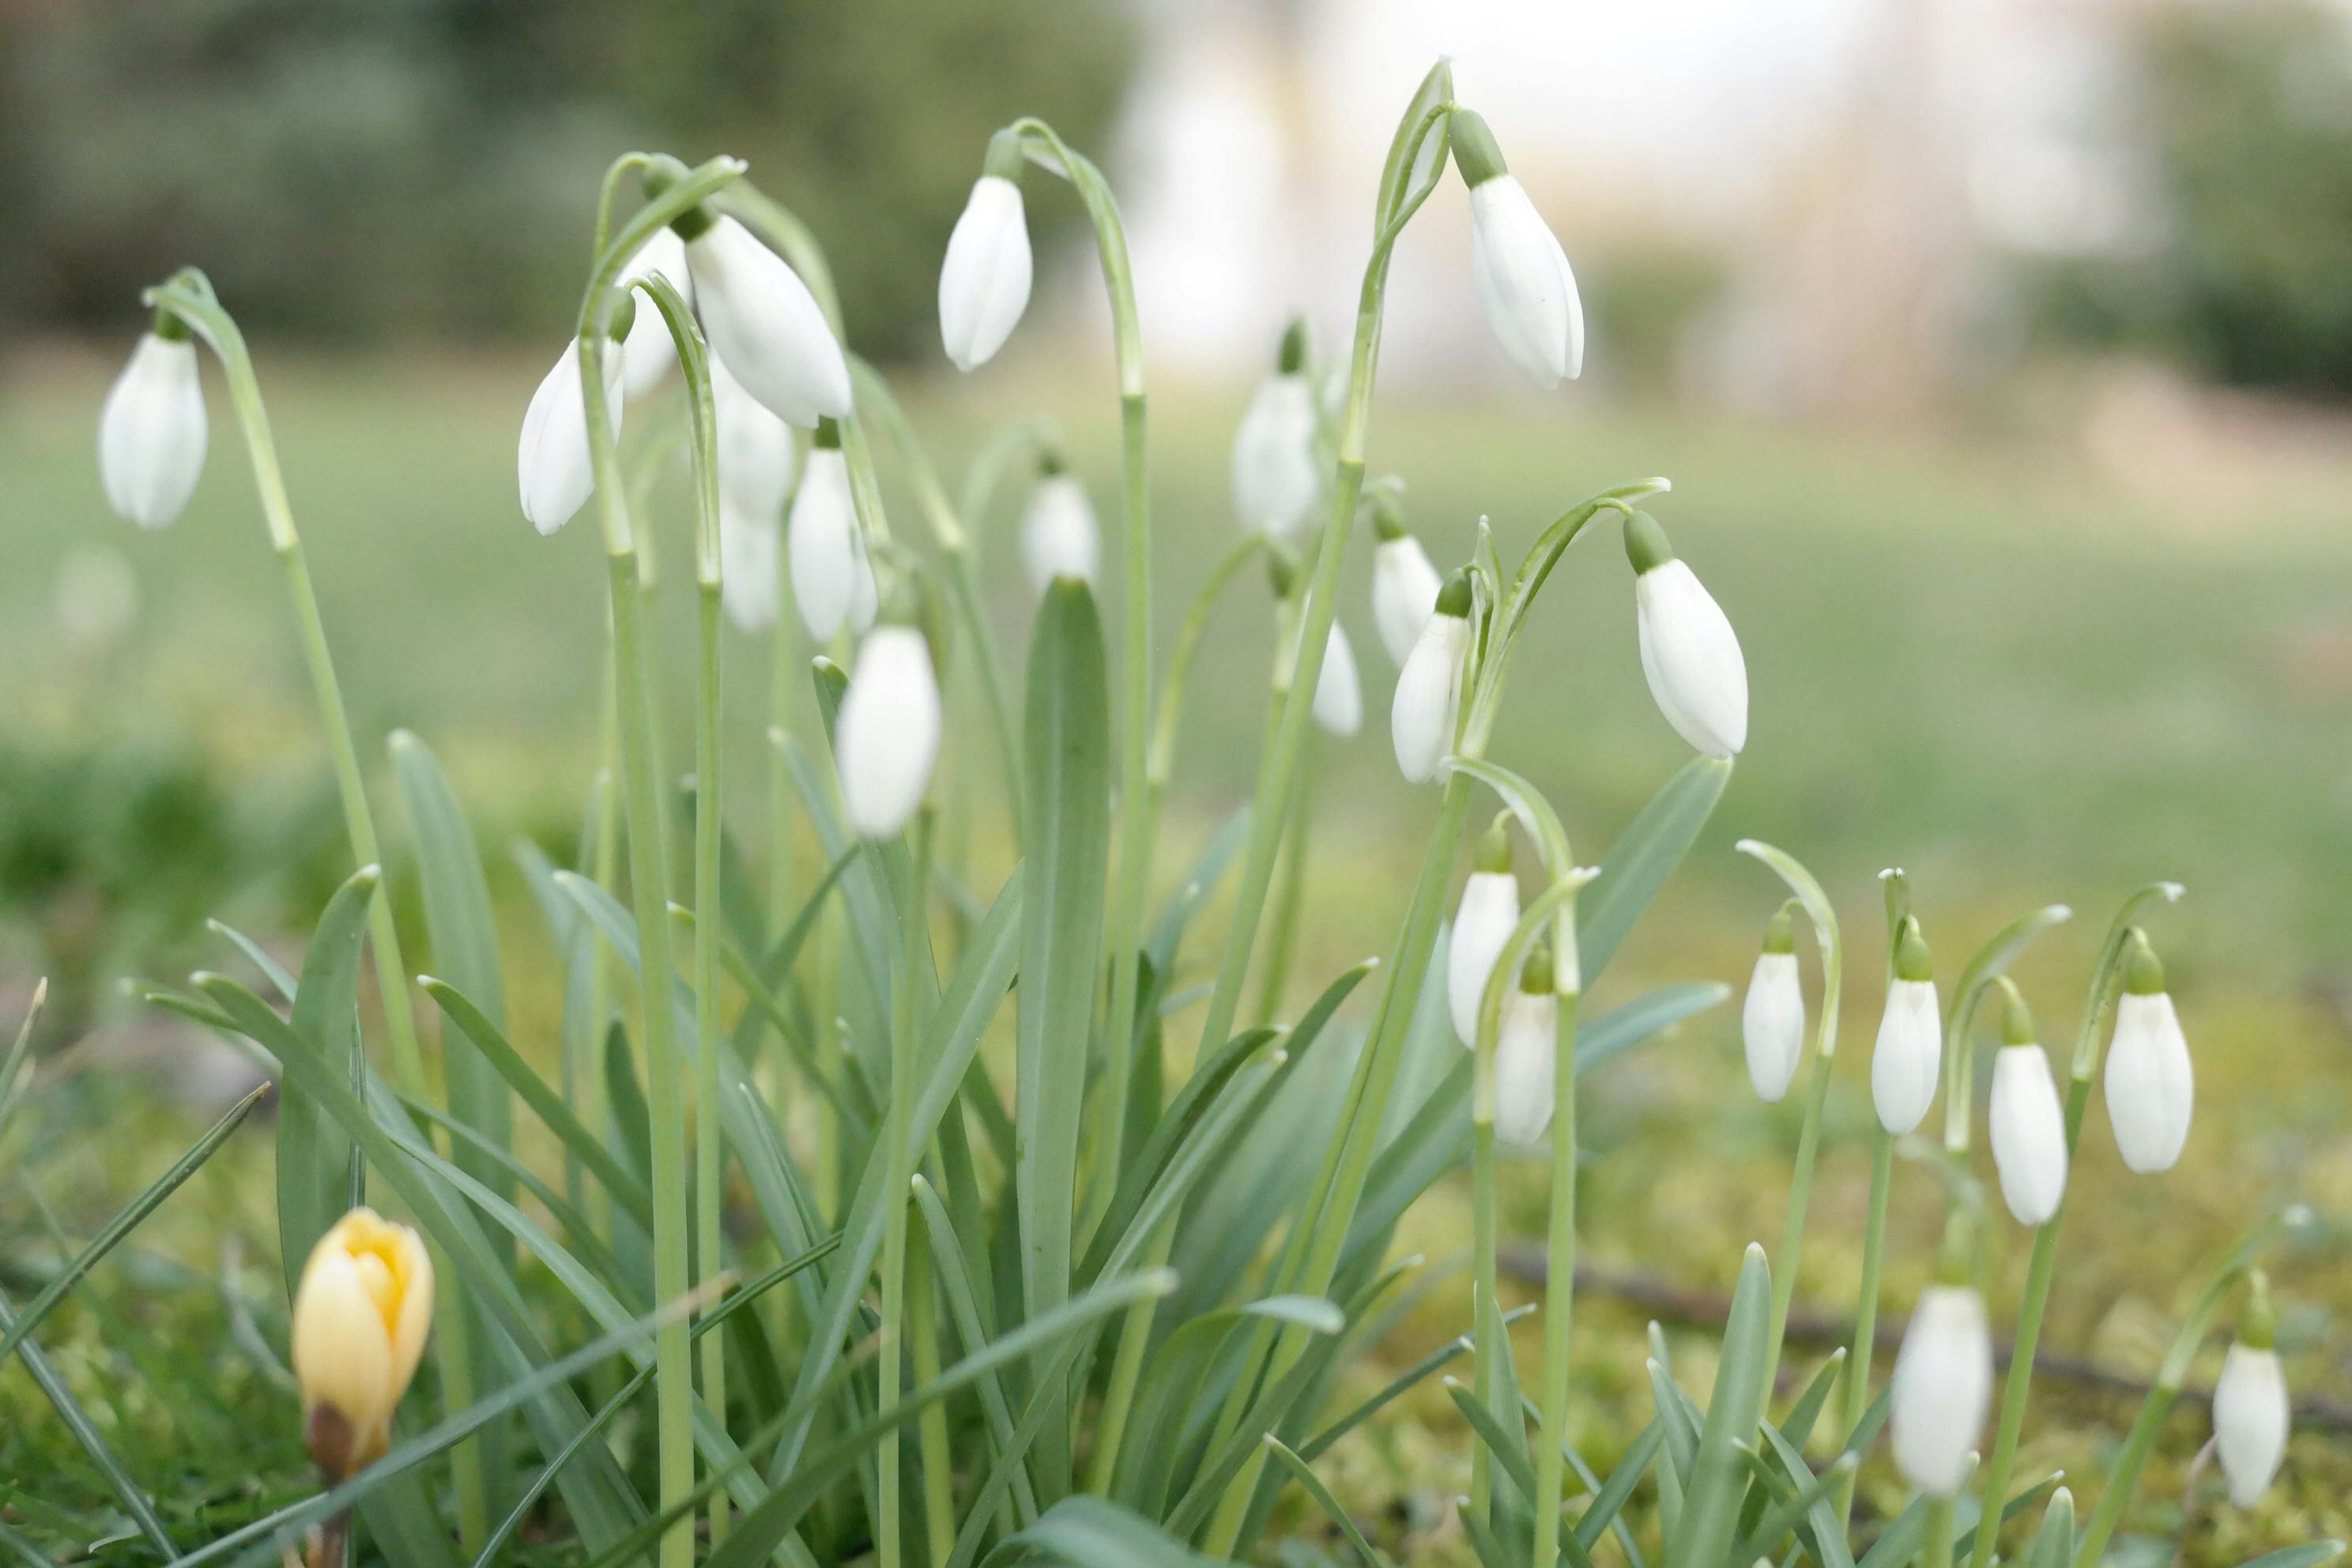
[
  {"x1": 835, "y1": 622, "x2": 940, "y2": 839},
  {"x1": 2104, "y1": 933, "x2": 2192, "y2": 1173},
  {"x1": 1020, "y1": 459, "x2": 1099, "y2": 595},
  {"x1": 1626, "y1": 511, "x2": 1747, "y2": 760},
  {"x1": 1312, "y1": 621, "x2": 1363, "y2": 737},
  {"x1": 1370, "y1": 491, "x2": 1442, "y2": 666},
  {"x1": 1742, "y1": 904, "x2": 1806, "y2": 1103},
  {"x1": 789, "y1": 419, "x2": 860, "y2": 639},
  {"x1": 99, "y1": 319, "x2": 208, "y2": 530},
  {"x1": 1449, "y1": 824, "x2": 1520, "y2": 1048},
  {"x1": 2213, "y1": 1277, "x2": 2288, "y2": 1507},
  {"x1": 1988, "y1": 986, "x2": 2069, "y2": 1226},
  {"x1": 1890, "y1": 1284, "x2": 1992, "y2": 1497},
  {"x1": 712, "y1": 350, "x2": 795, "y2": 522},
  {"x1": 1453, "y1": 111, "x2": 1584, "y2": 389},
  {"x1": 1493, "y1": 945, "x2": 1559, "y2": 1148},
  {"x1": 519, "y1": 329, "x2": 627, "y2": 536},
  {"x1": 1871, "y1": 918, "x2": 1941, "y2": 1136},
  {"x1": 1231, "y1": 319, "x2": 1321, "y2": 545},
  {"x1": 291, "y1": 1208, "x2": 433, "y2": 1479},
  {"x1": 618, "y1": 228, "x2": 694, "y2": 400},
  {"x1": 1391, "y1": 570, "x2": 1472, "y2": 784},
  {"x1": 677, "y1": 210, "x2": 851, "y2": 429},
  {"x1": 719, "y1": 505, "x2": 780, "y2": 632},
  {"x1": 938, "y1": 130, "x2": 1034, "y2": 371}
]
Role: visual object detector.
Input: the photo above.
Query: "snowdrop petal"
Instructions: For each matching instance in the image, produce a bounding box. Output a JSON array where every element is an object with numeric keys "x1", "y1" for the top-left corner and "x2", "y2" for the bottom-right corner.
[
  {"x1": 618, "y1": 228, "x2": 694, "y2": 400},
  {"x1": 1468, "y1": 175, "x2": 1584, "y2": 389},
  {"x1": 518, "y1": 337, "x2": 625, "y2": 536},
  {"x1": 1391, "y1": 612, "x2": 1468, "y2": 784},
  {"x1": 99, "y1": 332, "x2": 208, "y2": 530},
  {"x1": 712, "y1": 352, "x2": 796, "y2": 522},
  {"x1": 1020, "y1": 473, "x2": 1099, "y2": 595},
  {"x1": 789, "y1": 447, "x2": 858, "y2": 640},
  {"x1": 685, "y1": 216, "x2": 851, "y2": 428},
  {"x1": 1989, "y1": 1043, "x2": 2069, "y2": 1225},
  {"x1": 1231, "y1": 372, "x2": 1321, "y2": 543},
  {"x1": 2105, "y1": 989, "x2": 2194, "y2": 1172},
  {"x1": 1871, "y1": 978, "x2": 1942, "y2": 1136},
  {"x1": 1449, "y1": 870, "x2": 1521, "y2": 1049},
  {"x1": 836, "y1": 627, "x2": 940, "y2": 839},
  {"x1": 718, "y1": 506, "x2": 781, "y2": 632},
  {"x1": 1312, "y1": 621, "x2": 1362, "y2": 737},
  {"x1": 1742, "y1": 951, "x2": 1806, "y2": 1102},
  {"x1": 1493, "y1": 990, "x2": 1558, "y2": 1148},
  {"x1": 2213, "y1": 1344, "x2": 2288, "y2": 1507},
  {"x1": 1890, "y1": 1286, "x2": 1992, "y2": 1497},
  {"x1": 939, "y1": 176, "x2": 1034, "y2": 371},
  {"x1": 1371, "y1": 535, "x2": 1443, "y2": 666},
  {"x1": 1635, "y1": 560, "x2": 1747, "y2": 759}
]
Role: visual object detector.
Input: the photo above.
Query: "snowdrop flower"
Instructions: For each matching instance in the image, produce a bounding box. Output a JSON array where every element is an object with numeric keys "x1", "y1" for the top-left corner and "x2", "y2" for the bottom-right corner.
[
  {"x1": 1492, "y1": 945, "x2": 1559, "y2": 1149},
  {"x1": 835, "y1": 619, "x2": 940, "y2": 839},
  {"x1": 2104, "y1": 933, "x2": 2193, "y2": 1173},
  {"x1": 1742, "y1": 905, "x2": 1806, "y2": 1103},
  {"x1": 712, "y1": 351, "x2": 796, "y2": 522},
  {"x1": 673, "y1": 207, "x2": 850, "y2": 428},
  {"x1": 1988, "y1": 985, "x2": 2069, "y2": 1226},
  {"x1": 292, "y1": 1208, "x2": 433, "y2": 1479},
  {"x1": 1626, "y1": 511, "x2": 1747, "y2": 760},
  {"x1": 719, "y1": 506, "x2": 781, "y2": 632},
  {"x1": 617, "y1": 228, "x2": 694, "y2": 400},
  {"x1": 99, "y1": 317, "x2": 208, "y2": 530},
  {"x1": 1391, "y1": 570, "x2": 1472, "y2": 784},
  {"x1": 1871, "y1": 918, "x2": 1941, "y2": 1136},
  {"x1": 790, "y1": 419, "x2": 862, "y2": 640},
  {"x1": 1890, "y1": 1283, "x2": 1992, "y2": 1497},
  {"x1": 1231, "y1": 319, "x2": 1321, "y2": 545},
  {"x1": 1453, "y1": 111, "x2": 1585, "y2": 389},
  {"x1": 2213, "y1": 1276, "x2": 2289, "y2": 1507},
  {"x1": 518, "y1": 316, "x2": 628, "y2": 536},
  {"x1": 1312, "y1": 621, "x2": 1363, "y2": 737},
  {"x1": 938, "y1": 130, "x2": 1034, "y2": 372},
  {"x1": 1449, "y1": 824, "x2": 1520, "y2": 1048},
  {"x1": 1369, "y1": 490, "x2": 1442, "y2": 666},
  {"x1": 1020, "y1": 458, "x2": 1099, "y2": 595}
]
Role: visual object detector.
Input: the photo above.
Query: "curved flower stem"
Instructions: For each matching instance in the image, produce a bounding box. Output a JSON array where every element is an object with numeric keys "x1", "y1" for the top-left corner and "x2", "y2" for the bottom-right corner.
[
  {"x1": 1010, "y1": 116, "x2": 1155, "y2": 1253},
  {"x1": 1252, "y1": 735, "x2": 1317, "y2": 1028},
  {"x1": 1969, "y1": 883, "x2": 2183, "y2": 1568},
  {"x1": 1532, "y1": 986, "x2": 1581, "y2": 1568},
  {"x1": 1942, "y1": 903, "x2": 2075, "y2": 1167},
  {"x1": 1838, "y1": 866, "x2": 1913, "y2": 1528},
  {"x1": 1925, "y1": 1497, "x2": 1960, "y2": 1568},
  {"x1": 959, "y1": 416, "x2": 1059, "y2": 539},
  {"x1": 877, "y1": 812, "x2": 937, "y2": 1568}
]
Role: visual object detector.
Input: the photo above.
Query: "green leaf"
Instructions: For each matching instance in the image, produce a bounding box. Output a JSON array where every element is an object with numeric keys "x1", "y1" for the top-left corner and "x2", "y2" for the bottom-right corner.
[
  {"x1": 1667, "y1": 1243, "x2": 1772, "y2": 1568},
  {"x1": 1448, "y1": 1380, "x2": 1538, "y2": 1502},
  {"x1": 1573, "y1": 1419, "x2": 1664, "y2": 1560},
  {"x1": 1579, "y1": 756, "x2": 1732, "y2": 985},
  {"x1": 0, "y1": 1284, "x2": 178, "y2": 1557},
  {"x1": 2023, "y1": 1487, "x2": 2074, "y2": 1568},
  {"x1": 2234, "y1": 1547, "x2": 2346, "y2": 1568},
  {"x1": 1263, "y1": 1438, "x2": 1384, "y2": 1568},
  {"x1": 978, "y1": 1496, "x2": 1236, "y2": 1568},
  {"x1": 277, "y1": 865, "x2": 379, "y2": 1294},
  {"x1": 911, "y1": 1175, "x2": 1043, "y2": 1527}
]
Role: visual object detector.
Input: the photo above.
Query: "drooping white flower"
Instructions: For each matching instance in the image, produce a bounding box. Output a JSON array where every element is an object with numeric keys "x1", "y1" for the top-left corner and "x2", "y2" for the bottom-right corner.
[
  {"x1": 1741, "y1": 908, "x2": 1806, "y2": 1103},
  {"x1": 1231, "y1": 322, "x2": 1321, "y2": 544},
  {"x1": 1391, "y1": 573, "x2": 1472, "y2": 784},
  {"x1": 789, "y1": 423, "x2": 859, "y2": 640},
  {"x1": 1312, "y1": 621, "x2": 1362, "y2": 737},
  {"x1": 835, "y1": 624, "x2": 940, "y2": 839},
  {"x1": 1454, "y1": 111, "x2": 1585, "y2": 390},
  {"x1": 2213, "y1": 1320, "x2": 2289, "y2": 1508},
  {"x1": 2105, "y1": 938, "x2": 2193, "y2": 1173},
  {"x1": 518, "y1": 334, "x2": 627, "y2": 536},
  {"x1": 1493, "y1": 974, "x2": 1559, "y2": 1150},
  {"x1": 1626, "y1": 511, "x2": 1747, "y2": 760},
  {"x1": 939, "y1": 135, "x2": 1034, "y2": 372},
  {"x1": 99, "y1": 326, "x2": 208, "y2": 530},
  {"x1": 1449, "y1": 827, "x2": 1520, "y2": 1049},
  {"x1": 1890, "y1": 1285, "x2": 1992, "y2": 1497},
  {"x1": 618, "y1": 228, "x2": 695, "y2": 400},
  {"x1": 1988, "y1": 1006, "x2": 2070, "y2": 1227},
  {"x1": 1871, "y1": 922, "x2": 1941, "y2": 1136},
  {"x1": 679, "y1": 212, "x2": 851, "y2": 429},
  {"x1": 718, "y1": 506, "x2": 781, "y2": 632},
  {"x1": 1370, "y1": 526, "x2": 1443, "y2": 667},
  {"x1": 1020, "y1": 466, "x2": 1099, "y2": 594},
  {"x1": 711, "y1": 350, "x2": 796, "y2": 522}
]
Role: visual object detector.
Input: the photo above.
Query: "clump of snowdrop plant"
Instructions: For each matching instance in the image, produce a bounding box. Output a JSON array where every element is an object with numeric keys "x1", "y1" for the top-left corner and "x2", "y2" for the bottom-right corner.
[{"x1": 71, "y1": 60, "x2": 2330, "y2": 1568}]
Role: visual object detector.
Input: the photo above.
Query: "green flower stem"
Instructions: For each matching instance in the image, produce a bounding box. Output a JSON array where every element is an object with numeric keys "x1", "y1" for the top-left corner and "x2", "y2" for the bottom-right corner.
[
  {"x1": 1969, "y1": 882, "x2": 2180, "y2": 1568},
  {"x1": 1838, "y1": 1129, "x2": 1894, "y2": 1526},
  {"x1": 1532, "y1": 989, "x2": 1581, "y2": 1568},
  {"x1": 1011, "y1": 117, "x2": 1155, "y2": 1250},
  {"x1": 906, "y1": 1203, "x2": 954, "y2": 1568},
  {"x1": 1253, "y1": 730, "x2": 1317, "y2": 1027},
  {"x1": 1469, "y1": 1113, "x2": 1501, "y2": 1525},
  {"x1": 1925, "y1": 1496, "x2": 1959, "y2": 1568},
  {"x1": 876, "y1": 813, "x2": 935, "y2": 1568}
]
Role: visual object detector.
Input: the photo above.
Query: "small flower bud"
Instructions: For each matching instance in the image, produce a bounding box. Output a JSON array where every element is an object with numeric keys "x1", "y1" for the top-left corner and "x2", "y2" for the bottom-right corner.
[
  {"x1": 2213, "y1": 1273, "x2": 2289, "y2": 1507},
  {"x1": 1449, "y1": 824, "x2": 1519, "y2": 1048},
  {"x1": 1312, "y1": 621, "x2": 1363, "y2": 737},
  {"x1": 1370, "y1": 492, "x2": 1443, "y2": 667},
  {"x1": 291, "y1": 1208, "x2": 434, "y2": 1481},
  {"x1": 680, "y1": 214, "x2": 851, "y2": 429},
  {"x1": 617, "y1": 228, "x2": 695, "y2": 401},
  {"x1": 789, "y1": 420, "x2": 871, "y2": 641},
  {"x1": 1231, "y1": 319, "x2": 1321, "y2": 544},
  {"x1": 1494, "y1": 944, "x2": 1559, "y2": 1148},
  {"x1": 1020, "y1": 459, "x2": 1099, "y2": 596},
  {"x1": 712, "y1": 350, "x2": 797, "y2": 523},
  {"x1": 1741, "y1": 904, "x2": 1806, "y2": 1102},
  {"x1": 1988, "y1": 983, "x2": 2068, "y2": 1225},
  {"x1": 1455, "y1": 111, "x2": 1585, "y2": 389},
  {"x1": 518, "y1": 337, "x2": 626, "y2": 536},
  {"x1": 1390, "y1": 571, "x2": 1472, "y2": 784},
  {"x1": 836, "y1": 621, "x2": 940, "y2": 839},
  {"x1": 1626, "y1": 512, "x2": 1747, "y2": 760},
  {"x1": 1871, "y1": 918, "x2": 1941, "y2": 1135},
  {"x1": 2104, "y1": 931, "x2": 2192, "y2": 1173},
  {"x1": 719, "y1": 505, "x2": 781, "y2": 632},
  {"x1": 938, "y1": 131, "x2": 1035, "y2": 373},
  {"x1": 99, "y1": 318, "x2": 208, "y2": 530},
  {"x1": 1890, "y1": 1284, "x2": 1992, "y2": 1497}
]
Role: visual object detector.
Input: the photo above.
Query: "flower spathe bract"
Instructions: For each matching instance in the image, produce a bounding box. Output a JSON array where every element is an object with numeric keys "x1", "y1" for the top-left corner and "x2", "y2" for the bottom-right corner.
[
  {"x1": 719, "y1": 505, "x2": 781, "y2": 632},
  {"x1": 99, "y1": 328, "x2": 208, "y2": 530},
  {"x1": 712, "y1": 350, "x2": 796, "y2": 522},
  {"x1": 682, "y1": 214, "x2": 851, "y2": 429},
  {"x1": 618, "y1": 228, "x2": 694, "y2": 400},
  {"x1": 1626, "y1": 513, "x2": 1747, "y2": 760},
  {"x1": 1492, "y1": 986, "x2": 1558, "y2": 1148},
  {"x1": 290, "y1": 1207, "x2": 433, "y2": 1479},
  {"x1": 1741, "y1": 948, "x2": 1805, "y2": 1103},
  {"x1": 1231, "y1": 372, "x2": 1321, "y2": 544},
  {"x1": 836, "y1": 625, "x2": 940, "y2": 839},
  {"x1": 789, "y1": 436, "x2": 861, "y2": 640},
  {"x1": 1449, "y1": 846, "x2": 1519, "y2": 1050},
  {"x1": 518, "y1": 337, "x2": 626, "y2": 536},
  {"x1": 938, "y1": 173, "x2": 1033, "y2": 372},
  {"x1": 1020, "y1": 471, "x2": 1099, "y2": 596},
  {"x1": 1312, "y1": 621, "x2": 1363, "y2": 737},
  {"x1": 2212, "y1": 1341, "x2": 2288, "y2": 1506},
  {"x1": 1391, "y1": 578, "x2": 1472, "y2": 784},
  {"x1": 1890, "y1": 1284, "x2": 1992, "y2": 1497},
  {"x1": 1455, "y1": 112, "x2": 1584, "y2": 389},
  {"x1": 1370, "y1": 533, "x2": 1442, "y2": 666},
  {"x1": 2105, "y1": 949, "x2": 2193, "y2": 1173},
  {"x1": 1989, "y1": 1042, "x2": 2069, "y2": 1225}
]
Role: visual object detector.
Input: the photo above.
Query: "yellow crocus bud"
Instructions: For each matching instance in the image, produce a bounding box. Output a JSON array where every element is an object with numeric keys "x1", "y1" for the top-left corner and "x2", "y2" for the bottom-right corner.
[{"x1": 290, "y1": 1207, "x2": 434, "y2": 1479}]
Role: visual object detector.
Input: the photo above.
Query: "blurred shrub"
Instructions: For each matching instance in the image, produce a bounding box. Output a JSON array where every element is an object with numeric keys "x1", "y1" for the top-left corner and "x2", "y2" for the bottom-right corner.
[
  {"x1": 2034, "y1": 0, "x2": 2352, "y2": 396},
  {"x1": 1584, "y1": 237, "x2": 1728, "y2": 397},
  {"x1": 0, "y1": 0, "x2": 1131, "y2": 359}
]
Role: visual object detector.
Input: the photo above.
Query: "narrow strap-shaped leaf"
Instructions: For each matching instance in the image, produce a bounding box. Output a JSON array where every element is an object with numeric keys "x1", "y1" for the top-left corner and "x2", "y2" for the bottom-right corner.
[
  {"x1": 1573, "y1": 1419, "x2": 1663, "y2": 1562},
  {"x1": 910, "y1": 1175, "x2": 1042, "y2": 1526},
  {"x1": 1265, "y1": 1438, "x2": 1386, "y2": 1568},
  {"x1": 207, "y1": 919, "x2": 299, "y2": 1001},
  {"x1": 1779, "y1": 1350, "x2": 1848, "y2": 1453},
  {"x1": 0, "y1": 1285, "x2": 177, "y2": 1557},
  {"x1": 1757, "y1": 1419, "x2": 1856, "y2": 1568},
  {"x1": 397, "y1": 1095, "x2": 635, "y2": 1297},
  {"x1": 1667, "y1": 1244, "x2": 1773, "y2": 1568},
  {"x1": 277, "y1": 866, "x2": 378, "y2": 1293},
  {"x1": 2021, "y1": 1486, "x2": 2074, "y2": 1568},
  {"x1": 1448, "y1": 1380, "x2": 1540, "y2": 1505},
  {"x1": 1579, "y1": 757, "x2": 1732, "y2": 984},
  {"x1": 976, "y1": 1496, "x2": 1233, "y2": 1568},
  {"x1": 1731, "y1": 1447, "x2": 1858, "y2": 1568}
]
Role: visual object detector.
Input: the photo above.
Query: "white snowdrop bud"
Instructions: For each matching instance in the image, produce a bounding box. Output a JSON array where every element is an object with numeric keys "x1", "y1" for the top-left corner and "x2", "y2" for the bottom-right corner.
[
  {"x1": 718, "y1": 505, "x2": 781, "y2": 632},
  {"x1": 1626, "y1": 512, "x2": 1747, "y2": 760},
  {"x1": 711, "y1": 350, "x2": 796, "y2": 522},
  {"x1": 1231, "y1": 321, "x2": 1321, "y2": 545},
  {"x1": 1871, "y1": 921, "x2": 1942, "y2": 1136},
  {"x1": 1391, "y1": 571, "x2": 1472, "y2": 784},
  {"x1": 518, "y1": 323, "x2": 628, "y2": 537},
  {"x1": 1492, "y1": 946, "x2": 1559, "y2": 1149},
  {"x1": 617, "y1": 228, "x2": 694, "y2": 400},
  {"x1": 1890, "y1": 1284, "x2": 1992, "y2": 1497},
  {"x1": 789, "y1": 420, "x2": 860, "y2": 640},
  {"x1": 836, "y1": 621, "x2": 940, "y2": 839},
  {"x1": 1742, "y1": 906, "x2": 1806, "y2": 1103},
  {"x1": 99, "y1": 321, "x2": 208, "y2": 530},
  {"x1": 1020, "y1": 462, "x2": 1099, "y2": 596},
  {"x1": 1987, "y1": 986, "x2": 2069, "y2": 1226},
  {"x1": 1453, "y1": 111, "x2": 1585, "y2": 389},
  {"x1": 1370, "y1": 493, "x2": 1443, "y2": 667},
  {"x1": 938, "y1": 131, "x2": 1034, "y2": 372},
  {"x1": 2212, "y1": 1276, "x2": 2288, "y2": 1508},
  {"x1": 1312, "y1": 620, "x2": 1363, "y2": 737},
  {"x1": 1449, "y1": 825, "x2": 1520, "y2": 1049},
  {"x1": 2104, "y1": 935, "x2": 2193, "y2": 1173},
  {"x1": 677, "y1": 209, "x2": 850, "y2": 428}
]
